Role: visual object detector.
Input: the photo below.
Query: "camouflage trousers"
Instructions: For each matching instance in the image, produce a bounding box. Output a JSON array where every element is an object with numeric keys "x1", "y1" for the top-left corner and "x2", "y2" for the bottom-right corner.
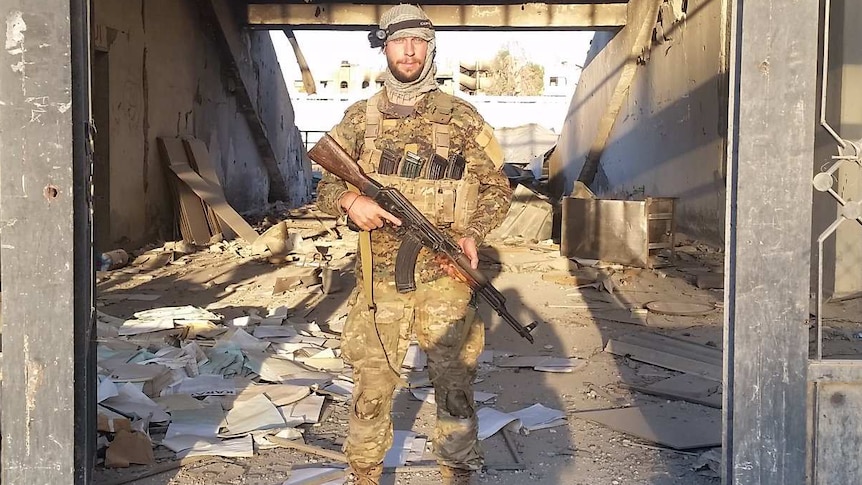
[{"x1": 341, "y1": 276, "x2": 484, "y2": 471}]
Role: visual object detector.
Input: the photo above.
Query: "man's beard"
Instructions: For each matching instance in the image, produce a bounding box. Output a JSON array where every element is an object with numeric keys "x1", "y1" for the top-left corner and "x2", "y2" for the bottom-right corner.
[{"x1": 388, "y1": 58, "x2": 424, "y2": 83}]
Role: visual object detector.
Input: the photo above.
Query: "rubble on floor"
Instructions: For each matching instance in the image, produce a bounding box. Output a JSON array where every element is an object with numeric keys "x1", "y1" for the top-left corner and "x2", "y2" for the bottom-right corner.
[{"x1": 95, "y1": 209, "x2": 778, "y2": 484}]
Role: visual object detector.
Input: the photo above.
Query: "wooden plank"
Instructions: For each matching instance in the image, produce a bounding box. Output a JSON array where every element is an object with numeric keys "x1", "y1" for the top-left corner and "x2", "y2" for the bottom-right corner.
[
  {"x1": 723, "y1": 0, "x2": 817, "y2": 482},
  {"x1": 158, "y1": 138, "x2": 214, "y2": 244},
  {"x1": 248, "y1": 3, "x2": 628, "y2": 30},
  {"x1": 0, "y1": 0, "x2": 95, "y2": 482},
  {"x1": 160, "y1": 139, "x2": 259, "y2": 244},
  {"x1": 168, "y1": 163, "x2": 259, "y2": 244},
  {"x1": 183, "y1": 138, "x2": 232, "y2": 238},
  {"x1": 604, "y1": 339, "x2": 722, "y2": 381}
]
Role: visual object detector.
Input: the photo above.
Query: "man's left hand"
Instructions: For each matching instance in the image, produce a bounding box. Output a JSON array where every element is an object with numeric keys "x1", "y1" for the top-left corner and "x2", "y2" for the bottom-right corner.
[{"x1": 436, "y1": 236, "x2": 479, "y2": 281}]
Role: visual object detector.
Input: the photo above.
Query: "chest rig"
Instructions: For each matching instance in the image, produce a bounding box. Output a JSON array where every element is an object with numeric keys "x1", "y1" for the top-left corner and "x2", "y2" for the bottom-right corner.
[{"x1": 358, "y1": 91, "x2": 479, "y2": 231}]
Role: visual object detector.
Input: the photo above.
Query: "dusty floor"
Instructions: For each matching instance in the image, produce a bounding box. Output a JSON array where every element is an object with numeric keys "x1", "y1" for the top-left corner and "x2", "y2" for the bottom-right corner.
[{"x1": 91, "y1": 213, "x2": 861, "y2": 485}]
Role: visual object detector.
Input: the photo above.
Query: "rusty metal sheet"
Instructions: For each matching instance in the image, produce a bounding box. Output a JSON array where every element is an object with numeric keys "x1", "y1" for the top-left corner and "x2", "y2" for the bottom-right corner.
[{"x1": 561, "y1": 197, "x2": 649, "y2": 267}]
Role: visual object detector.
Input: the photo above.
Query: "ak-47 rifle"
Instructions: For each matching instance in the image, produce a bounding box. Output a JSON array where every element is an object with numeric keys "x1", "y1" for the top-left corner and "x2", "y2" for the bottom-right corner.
[{"x1": 308, "y1": 134, "x2": 538, "y2": 343}]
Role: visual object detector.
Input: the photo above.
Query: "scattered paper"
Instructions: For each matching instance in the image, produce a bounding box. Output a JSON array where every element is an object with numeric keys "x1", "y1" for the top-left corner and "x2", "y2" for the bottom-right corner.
[
  {"x1": 101, "y1": 383, "x2": 170, "y2": 422},
  {"x1": 510, "y1": 403, "x2": 567, "y2": 432},
  {"x1": 232, "y1": 382, "x2": 311, "y2": 407},
  {"x1": 177, "y1": 435, "x2": 255, "y2": 458},
  {"x1": 174, "y1": 375, "x2": 236, "y2": 397},
  {"x1": 215, "y1": 328, "x2": 271, "y2": 352},
  {"x1": 321, "y1": 379, "x2": 355, "y2": 399},
  {"x1": 153, "y1": 394, "x2": 206, "y2": 412},
  {"x1": 402, "y1": 344, "x2": 427, "y2": 370},
  {"x1": 477, "y1": 408, "x2": 520, "y2": 440},
  {"x1": 280, "y1": 394, "x2": 326, "y2": 426},
  {"x1": 134, "y1": 306, "x2": 220, "y2": 321},
  {"x1": 117, "y1": 317, "x2": 173, "y2": 336},
  {"x1": 223, "y1": 394, "x2": 286, "y2": 436},
  {"x1": 162, "y1": 405, "x2": 226, "y2": 453},
  {"x1": 98, "y1": 377, "x2": 119, "y2": 403},
  {"x1": 383, "y1": 431, "x2": 427, "y2": 467}
]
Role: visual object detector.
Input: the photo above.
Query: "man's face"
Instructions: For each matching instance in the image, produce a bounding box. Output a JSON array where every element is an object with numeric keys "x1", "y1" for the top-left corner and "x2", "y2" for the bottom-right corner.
[{"x1": 384, "y1": 36, "x2": 429, "y2": 83}]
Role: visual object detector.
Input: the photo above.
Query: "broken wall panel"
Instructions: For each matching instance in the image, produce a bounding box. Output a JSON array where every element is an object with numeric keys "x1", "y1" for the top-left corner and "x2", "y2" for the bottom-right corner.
[{"x1": 91, "y1": 0, "x2": 310, "y2": 248}]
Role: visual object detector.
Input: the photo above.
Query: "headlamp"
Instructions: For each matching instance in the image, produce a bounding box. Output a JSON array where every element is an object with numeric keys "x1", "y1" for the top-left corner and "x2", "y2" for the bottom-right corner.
[{"x1": 367, "y1": 19, "x2": 433, "y2": 48}]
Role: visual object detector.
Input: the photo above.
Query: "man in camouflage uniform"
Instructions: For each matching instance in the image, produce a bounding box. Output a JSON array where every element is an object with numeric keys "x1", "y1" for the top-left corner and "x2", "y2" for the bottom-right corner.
[{"x1": 314, "y1": 4, "x2": 512, "y2": 484}]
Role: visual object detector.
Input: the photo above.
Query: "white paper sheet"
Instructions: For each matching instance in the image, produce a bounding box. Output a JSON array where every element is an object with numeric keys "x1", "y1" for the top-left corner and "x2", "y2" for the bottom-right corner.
[
  {"x1": 134, "y1": 306, "x2": 220, "y2": 321},
  {"x1": 279, "y1": 394, "x2": 326, "y2": 426},
  {"x1": 477, "y1": 407, "x2": 520, "y2": 440},
  {"x1": 402, "y1": 344, "x2": 427, "y2": 370},
  {"x1": 162, "y1": 405, "x2": 225, "y2": 452},
  {"x1": 101, "y1": 382, "x2": 171, "y2": 422},
  {"x1": 223, "y1": 394, "x2": 285, "y2": 436},
  {"x1": 510, "y1": 403, "x2": 567, "y2": 431},
  {"x1": 383, "y1": 431, "x2": 427, "y2": 467},
  {"x1": 216, "y1": 328, "x2": 271, "y2": 352},
  {"x1": 117, "y1": 318, "x2": 174, "y2": 336},
  {"x1": 97, "y1": 376, "x2": 119, "y2": 403},
  {"x1": 176, "y1": 435, "x2": 254, "y2": 458},
  {"x1": 153, "y1": 394, "x2": 206, "y2": 412},
  {"x1": 174, "y1": 375, "x2": 236, "y2": 397}
]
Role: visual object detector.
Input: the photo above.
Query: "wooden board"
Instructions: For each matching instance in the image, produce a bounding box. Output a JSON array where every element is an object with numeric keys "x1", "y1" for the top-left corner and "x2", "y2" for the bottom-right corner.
[
  {"x1": 573, "y1": 402, "x2": 721, "y2": 450},
  {"x1": 183, "y1": 137, "x2": 233, "y2": 238},
  {"x1": 158, "y1": 138, "x2": 214, "y2": 244},
  {"x1": 159, "y1": 137, "x2": 259, "y2": 244}
]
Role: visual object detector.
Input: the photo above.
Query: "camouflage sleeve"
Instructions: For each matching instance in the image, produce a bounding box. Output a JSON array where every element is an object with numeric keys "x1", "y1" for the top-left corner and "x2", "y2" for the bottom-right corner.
[
  {"x1": 452, "y1": 101, "x2": 512, "y2": 244},
  {"x1": 314, "y1": 101, "x2": 367, "y2": 217}
]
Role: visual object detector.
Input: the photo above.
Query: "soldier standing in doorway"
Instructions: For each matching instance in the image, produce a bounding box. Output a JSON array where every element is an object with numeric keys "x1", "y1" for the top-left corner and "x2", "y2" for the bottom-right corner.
[{"x1": 314, "y1": 4, "x2": 513, "y2": 484}]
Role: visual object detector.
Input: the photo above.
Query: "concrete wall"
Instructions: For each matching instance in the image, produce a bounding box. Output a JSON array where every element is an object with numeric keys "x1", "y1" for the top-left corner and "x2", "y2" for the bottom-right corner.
[
  {"x1": 556, "y1": 0, "x2": 729, "y2": 244},
  {"x1": 92, "y1": 0, "x2": 310, "y2": 249}
]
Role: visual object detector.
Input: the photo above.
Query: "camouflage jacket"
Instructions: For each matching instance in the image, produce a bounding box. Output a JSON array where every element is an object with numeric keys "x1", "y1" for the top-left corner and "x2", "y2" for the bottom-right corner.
[{"x1": 316, "y1": 89, "x2": 512, "y2": 284}]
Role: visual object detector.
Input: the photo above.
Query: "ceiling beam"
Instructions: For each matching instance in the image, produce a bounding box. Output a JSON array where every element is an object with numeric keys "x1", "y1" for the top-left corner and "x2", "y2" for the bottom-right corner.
[{"x1": 246, "y1": 3, "x2": 628, "y2": 30}]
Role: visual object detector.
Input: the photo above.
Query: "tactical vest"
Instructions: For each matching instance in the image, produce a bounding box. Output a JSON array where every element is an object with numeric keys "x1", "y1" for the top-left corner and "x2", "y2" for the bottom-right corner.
[{"x1": 357, "y1": 90, "x2": 480, "y2": 232}]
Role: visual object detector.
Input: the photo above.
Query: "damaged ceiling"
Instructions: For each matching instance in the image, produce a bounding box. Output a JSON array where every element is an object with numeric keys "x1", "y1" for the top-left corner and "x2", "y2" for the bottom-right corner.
[{"x1": 243, "y1": 0, "x2": 630, "y2": 30}]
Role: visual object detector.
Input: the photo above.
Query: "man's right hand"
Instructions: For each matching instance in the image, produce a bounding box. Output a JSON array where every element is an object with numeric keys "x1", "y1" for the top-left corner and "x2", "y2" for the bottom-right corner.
[{"x1": 340, "y1": 193, "x2": 402, "y2": 231}]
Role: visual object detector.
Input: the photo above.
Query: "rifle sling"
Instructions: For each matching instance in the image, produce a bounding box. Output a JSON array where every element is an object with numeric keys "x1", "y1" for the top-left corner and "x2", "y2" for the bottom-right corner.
[{"x1": 348, "y1": 184, "x2": 376, "y2": 313}]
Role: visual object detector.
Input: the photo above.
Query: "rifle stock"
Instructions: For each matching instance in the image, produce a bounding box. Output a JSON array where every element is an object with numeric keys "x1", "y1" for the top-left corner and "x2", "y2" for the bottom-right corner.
[
  {"x1": 308, "y1": 134, "x2": 381, "y2": 196},
  {"x1": 309, "y1": 134, "x2": 538, "y2": 343}
]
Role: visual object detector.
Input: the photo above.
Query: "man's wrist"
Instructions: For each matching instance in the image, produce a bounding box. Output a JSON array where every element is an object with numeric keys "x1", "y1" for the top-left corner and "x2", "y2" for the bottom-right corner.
[{"x1": 338, "y1": 192, "x2": 360, "y2": 214}]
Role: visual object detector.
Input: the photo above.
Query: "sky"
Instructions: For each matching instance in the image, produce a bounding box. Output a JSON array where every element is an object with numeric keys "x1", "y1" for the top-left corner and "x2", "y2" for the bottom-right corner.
[{"x1": 270, "y1": 30, "x2": 595, "y2": 94}]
